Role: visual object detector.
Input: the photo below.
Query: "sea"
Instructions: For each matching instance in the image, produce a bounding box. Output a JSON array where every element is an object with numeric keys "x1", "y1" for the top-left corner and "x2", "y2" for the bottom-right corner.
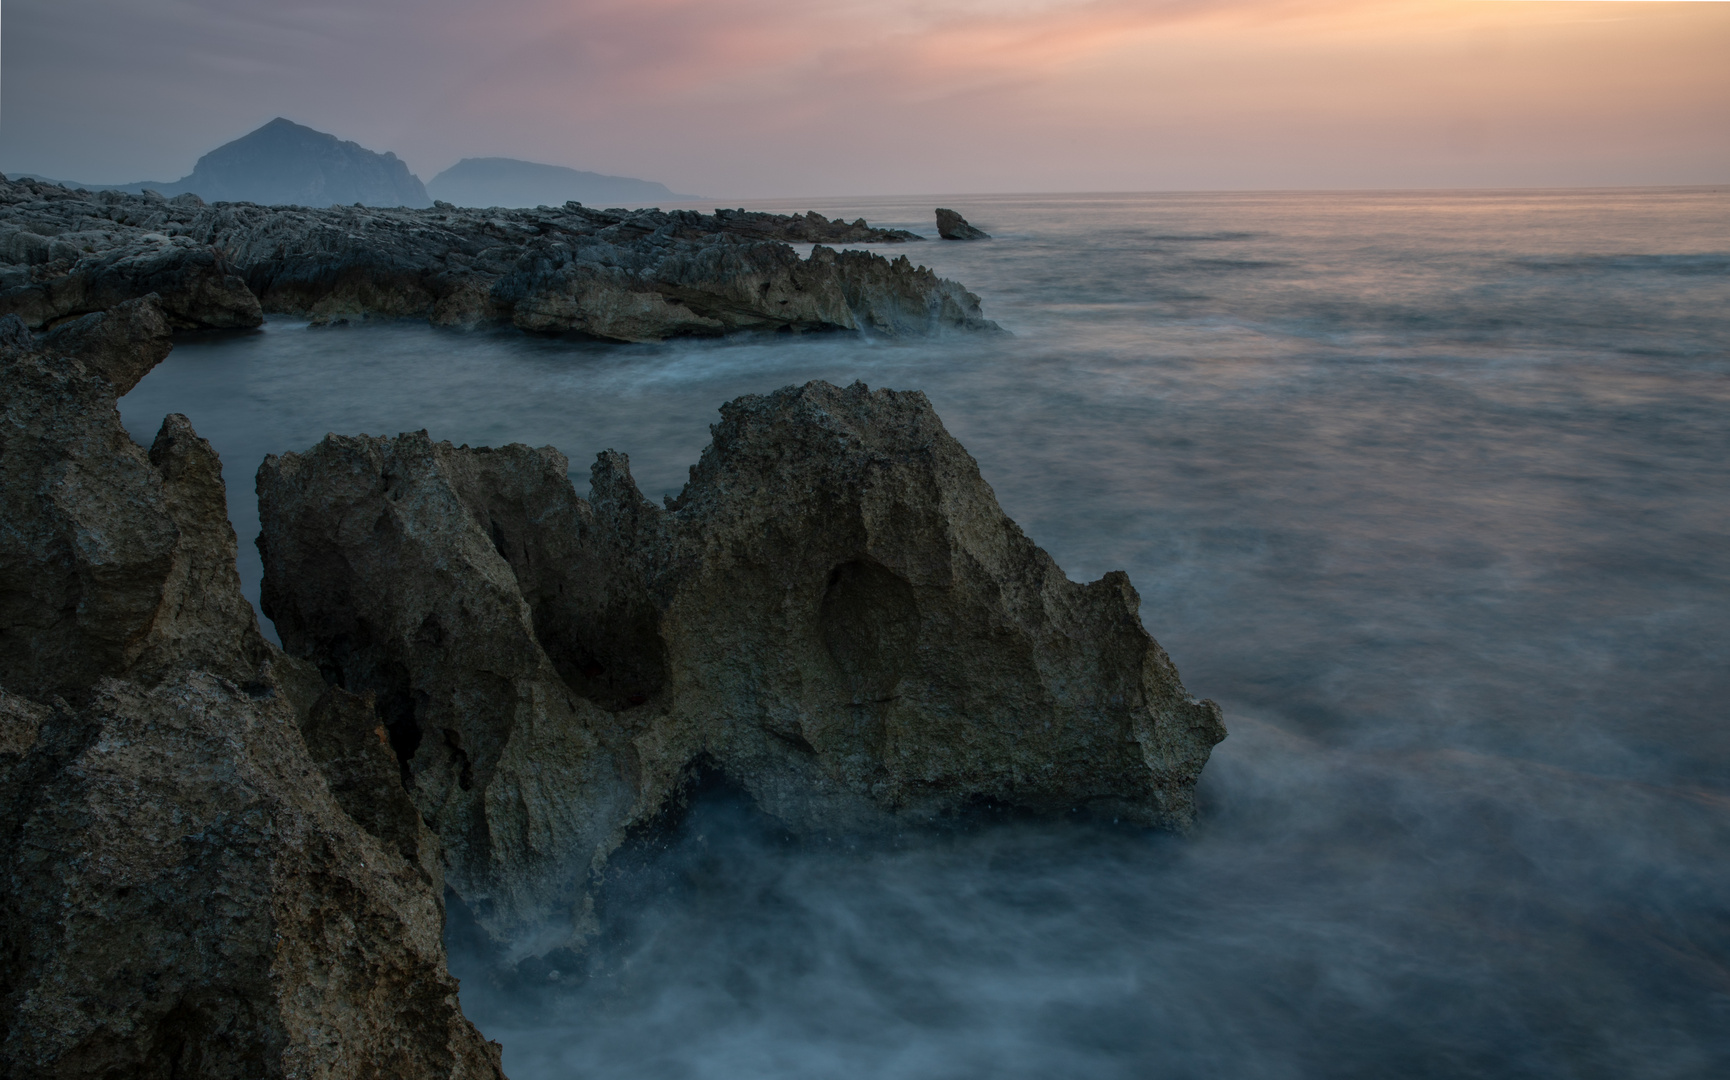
[{"x1": 119, "y1": 188, "x2": 1730, "y2": 1080}]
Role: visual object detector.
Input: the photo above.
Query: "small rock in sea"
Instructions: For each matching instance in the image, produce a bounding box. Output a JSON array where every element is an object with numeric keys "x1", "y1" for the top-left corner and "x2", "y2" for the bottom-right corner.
[{"x1": 936, "y1": 207, "x2": 991, "y2": 240}]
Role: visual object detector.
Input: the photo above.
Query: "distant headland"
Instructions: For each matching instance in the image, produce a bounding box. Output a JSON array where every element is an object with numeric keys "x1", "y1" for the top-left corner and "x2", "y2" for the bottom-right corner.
[
  {"x1": 14, "y1": 119, "x2": 695, "y2": 210},
  {"x1": 428, "y1": 157, "x2": 698, "y2": 208}
]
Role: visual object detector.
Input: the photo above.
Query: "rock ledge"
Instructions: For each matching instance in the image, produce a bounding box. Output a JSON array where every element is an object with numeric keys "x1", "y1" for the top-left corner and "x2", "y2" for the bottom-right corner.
[{"x1": 0, "y1": 175, "x2": 1000, "y2": 341}]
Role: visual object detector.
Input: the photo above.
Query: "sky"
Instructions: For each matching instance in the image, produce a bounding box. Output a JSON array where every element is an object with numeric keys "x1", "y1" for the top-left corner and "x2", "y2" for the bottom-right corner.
[{"x1": 2, "y1": 0, "x2": 1727, "y2": 196}]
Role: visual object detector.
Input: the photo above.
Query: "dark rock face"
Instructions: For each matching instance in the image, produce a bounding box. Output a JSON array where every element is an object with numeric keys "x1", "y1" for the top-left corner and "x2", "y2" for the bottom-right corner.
[
  {"x1": 936, "y1": 207, "x2": 991, "y2": 240},
  {"x1": 257, "y1": 381, "x2": 1227, "y2": 951},
  {"x1": 40, "y1": 295, "x2": 174, "y2": 395},
  {"x1": 0, "y1": 189, "x2": 262, "y2": 330},
  {"x1": 168, "y1": 117, "x2": 431, "y2": 208},
  {"x1": 428, "y1": 157, "x2": 695, "y2": 208},
  {"x1": 0, "y1": 302, "x2": 503, "y2": 1079},
  {"x1": 0, "y1": 175, "x2": 995, "y2": 340}
]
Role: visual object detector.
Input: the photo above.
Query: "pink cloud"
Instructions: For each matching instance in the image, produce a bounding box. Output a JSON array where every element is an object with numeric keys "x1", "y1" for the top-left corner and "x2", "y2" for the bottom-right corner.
[{"x1": 4, "y1": 0, "x2": 1727, "y2": 193}]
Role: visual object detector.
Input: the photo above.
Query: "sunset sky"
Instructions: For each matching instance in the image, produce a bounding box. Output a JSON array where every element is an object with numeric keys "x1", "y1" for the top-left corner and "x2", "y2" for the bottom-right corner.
[{"x1": 4, "y1": 0, "x2": 1727, "y2": 196}]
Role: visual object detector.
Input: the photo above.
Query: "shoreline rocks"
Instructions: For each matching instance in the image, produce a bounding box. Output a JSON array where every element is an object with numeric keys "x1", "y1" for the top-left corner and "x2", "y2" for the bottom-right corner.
[
  {"x1": 257, "y1": 380, "x2": 1227, "y2": 953},
  {"x1": 0, "y1": 175, "x2": 1000, "y2": 342},
  {"x1": 2, "y1": 295, "x2": 1224, "y2": 1076},
  {"x1": 0, "y1": 300, "x2": 504, "y2": 1079}
]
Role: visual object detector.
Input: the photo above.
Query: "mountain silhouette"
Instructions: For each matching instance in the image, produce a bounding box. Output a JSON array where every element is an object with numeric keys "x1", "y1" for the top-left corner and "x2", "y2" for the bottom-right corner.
[
  {"x1": 29, "y1": 119, "x2": 429, "y2": 207},
  {"x1": 167, "y1": 118, "x2": 429, "y2": 207}
]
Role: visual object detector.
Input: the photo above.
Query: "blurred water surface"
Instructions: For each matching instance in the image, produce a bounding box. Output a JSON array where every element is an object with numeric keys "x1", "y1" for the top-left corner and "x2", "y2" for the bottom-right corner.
[{"x1": 121, "y1": 188, "x2": 1730, "y2": 1079}]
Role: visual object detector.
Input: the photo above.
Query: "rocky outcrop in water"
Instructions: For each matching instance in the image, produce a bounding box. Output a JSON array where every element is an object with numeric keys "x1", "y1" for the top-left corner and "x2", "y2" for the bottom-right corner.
[
  {"x1": 0, "y1": 301, "x2": 503, "y2": 1079},
  {"x1": 936, "y1": 208, "x2": 991, "y2": 240},
  {"x1": 257, "y1": 381, "x2": 1227, "y2": 952},
  {"x1": 0, "y1": 174, "x2": 992, "y2": 342}
]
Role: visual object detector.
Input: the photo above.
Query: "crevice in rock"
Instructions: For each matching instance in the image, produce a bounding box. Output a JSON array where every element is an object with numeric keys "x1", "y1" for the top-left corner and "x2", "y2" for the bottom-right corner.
[
  {"x1": 819, "y1": 558, "x2": 919, "y2": 696},
  {"x1": 536, "y1": 615, "x2": 666, "y2": 713},
  {"x1": 443, "y1": 728, "x2": 475, "y2": 792},
  {"x1": 375, "y1": 660, "x2": 423, "y2": 789},
  {"x1": 476, "y1": 495, "x2": 669, "y2": 713}
]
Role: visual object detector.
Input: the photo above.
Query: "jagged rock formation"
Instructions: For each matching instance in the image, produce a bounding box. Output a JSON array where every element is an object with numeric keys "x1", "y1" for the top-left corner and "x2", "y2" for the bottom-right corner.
[
  {"x1": 428, "y1": 157, "x2": 695, "y2": 209},
  {"x1": 0, "y1": 174, "x2": 991, "y2": 342},
  {"x1": 937, "y1": 207, "x2": 991, "y2": 240},
  {"x1": 0, "y1": 301, "x2": 503, "y2": 1079},
  {"x1": 257, "y1": 381, "x2": 1227, "y2": 953}
]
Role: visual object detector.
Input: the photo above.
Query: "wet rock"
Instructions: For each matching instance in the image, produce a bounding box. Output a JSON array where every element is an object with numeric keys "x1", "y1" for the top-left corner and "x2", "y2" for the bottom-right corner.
[
  {"x1": 257, "y1": 380, "x2": 1226, "y2": 950},
  {"x1": 936, "y1": 207, "x2": 991, "y2": 240},
  {"x1": 0, "y1": 310, "x2": 504, "y2": 1079},
  {"x1": 0, "y1": 175, "x2": 997, "y2": 341}
]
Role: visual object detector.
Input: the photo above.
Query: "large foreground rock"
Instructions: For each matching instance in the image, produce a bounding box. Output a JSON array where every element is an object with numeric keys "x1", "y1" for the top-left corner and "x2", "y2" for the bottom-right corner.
[
  {"x1": 0, "y1": 175, "x2": 996, "y2": 340},
  {"x1": 0, "y1": 303, "x2": 503, "y2": 1078},
  {"x1": 257, "y1": 380, "x2": 1227, "y2": 953}
]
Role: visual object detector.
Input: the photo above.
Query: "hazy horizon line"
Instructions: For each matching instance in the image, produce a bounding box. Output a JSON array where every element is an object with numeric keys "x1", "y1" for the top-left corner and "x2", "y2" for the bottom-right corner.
[{"x1": 7, "y1": 169, "x2": 1726, "y2": 209}]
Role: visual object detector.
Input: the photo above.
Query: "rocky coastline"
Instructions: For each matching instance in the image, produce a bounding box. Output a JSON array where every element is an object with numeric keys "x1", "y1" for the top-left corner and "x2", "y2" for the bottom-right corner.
[
  {"x1": 0, "y1": 175, "x2": 998, "y2": 342},
  {"x1": 0, "y1": 296, "x2": 1222, "y2": 1077}
]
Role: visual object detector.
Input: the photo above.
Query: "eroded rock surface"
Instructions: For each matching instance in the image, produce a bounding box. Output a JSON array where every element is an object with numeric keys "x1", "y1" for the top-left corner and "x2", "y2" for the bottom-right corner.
[
  {"x1": 258, "y1": 380, "x2": 1226, "y2": 953},
  {"x1": 0, "y1": 175, "x2": 998, "y2": 341},
  {"x1": 0, "y1": 301, "x2": 503, "y2": 1079}
]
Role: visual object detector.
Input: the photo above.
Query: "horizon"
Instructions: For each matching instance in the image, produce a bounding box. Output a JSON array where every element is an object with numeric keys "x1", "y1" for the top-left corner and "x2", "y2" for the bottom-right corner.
[
  {"x1": 11, "y1": 139, "x2": 1730, "y2": 206},
  {"x1": 4, "y1": 1, "x2": 1727, "y2": 198}
]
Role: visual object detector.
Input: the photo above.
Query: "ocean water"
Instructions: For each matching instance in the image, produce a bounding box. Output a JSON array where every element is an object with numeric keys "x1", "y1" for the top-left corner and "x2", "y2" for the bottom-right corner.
[{"x1": 119, "y1": 189, "x2": 1730, "y2": 1079}]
